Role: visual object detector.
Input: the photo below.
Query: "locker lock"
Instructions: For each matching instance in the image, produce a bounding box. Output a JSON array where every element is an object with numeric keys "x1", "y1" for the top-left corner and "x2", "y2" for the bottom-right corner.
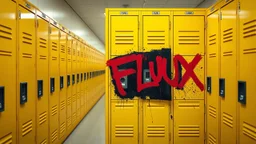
[
  {"x1": 72, "y1": 74, "x2": 75, "y2": 85},
  {"x1": 120, "y1": 76, "x2": 128, "y2": 89},
  {"x1": 67, "y1": 75, "x2": 70, "y2": 87},
  {"x1": 0, "y1": 86, "x2": 4, "y2": 112},
  {"x1": 38, "y1": 80, "x2": 43, "y2": 98},
  {"x1": 143, "y1": 69, "x2": 151, "y2": 83},
  {"x1": 238, "y1": 81, "x2": 246, "y2": 104},
  {"x1": 207, "y1": 77, "x2": 211, "y2": 94},
  {"x1": 60, "y1": 76, "x2": 64, "y2": 89},
  {"x1": 20, "y1": 82, "x2": 28, "y2": 104},
  {"x1": 50, "y1": 78, "x2": 55, "y2": 93},
  {"x1": 219, "y1": 78, "x2": 225, "y2": 97}
]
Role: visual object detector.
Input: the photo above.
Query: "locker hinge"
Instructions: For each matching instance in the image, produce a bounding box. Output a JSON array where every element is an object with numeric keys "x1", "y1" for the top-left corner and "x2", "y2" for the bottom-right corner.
[{"x1": 220, "y1": 11, "x2": 222, "y2": 20}]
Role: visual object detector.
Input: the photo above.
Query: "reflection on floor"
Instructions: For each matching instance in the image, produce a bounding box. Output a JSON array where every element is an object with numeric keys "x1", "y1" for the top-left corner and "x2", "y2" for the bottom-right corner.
[{"x1": 64, "y1": 95, "x2": 105, "y2": 144}]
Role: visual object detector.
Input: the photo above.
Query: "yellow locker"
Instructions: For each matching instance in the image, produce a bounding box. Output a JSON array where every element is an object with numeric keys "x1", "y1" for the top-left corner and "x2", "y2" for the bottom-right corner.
[
  {"x1": 174, "y1": 15, "x2": 205, "y2": 55},
  {"x1": 0, "y1": 0, "x2": 17, "y2": 143},
  {"x1": 76, "y1": 40, "x2": 81, "y2": 120},
  {"x1": 36, "y1": 10, "x2": 49, "y2": 144},
  {"x1": 49, "y1": 20, "x2": 60, "y2": 144},
  {"x1": 110, "y1": 12, "x2": 139, "y2": 55},
  {"x1": 111, "y1": 100, "x2": 139, "y2": 144},
  {"x1": 174, "y1": 56, "x2": 205, "y2": 100},
  {"x1": 142, "y1": 100, "x2": 170, "y2": 144},
  {"x1": 174, "y1": 100, "x2": 205, "y2": 144},
  {"x1": 84, "y1": 45, "x2": 88, "y2": 114},
  {"x1": 80, "y1": 43, "x2": 85, "y2": 116},
  {"x1": 206, "y1": 10, "x2": 220, "y2": 144},
  {"x1": 66, "y1": 34, "x2": 72, "y2": 130},
  {"x1": 142, "y1": 11, "x2": 170, "y2": 51},
  {"x1": 238, "y1": 0, "x2": 256, "y2": 143},
  {"x1": 18, "y1": 4, "x2": 36, "y2": 144},
  {"x1": 71, "y1": 38, "x2": 77, "y2": 125},
  {"x1": 59, "y1": 26, "x2": 67, "y2": 138}
]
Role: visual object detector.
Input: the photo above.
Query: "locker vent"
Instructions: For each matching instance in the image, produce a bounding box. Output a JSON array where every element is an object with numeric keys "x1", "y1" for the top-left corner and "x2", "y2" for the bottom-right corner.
[
  {"x1": 222, "y1": 112, "x2": 233, "y2": 128},
  {"x1": 147, "y1": 125, "x2": 165, "y2": 137},
  {"x1": 209, "y1": 34, "x2": 216, "y2": 45},
  {"x1": 115, "y1": 31, "x2": 134, "y2": 45},
  {"x1": 73, "y1": 94, "x2": 76, "y2": 102},
  {"x1": 22, "y1": 32, "x2": 33, "y2": 45},
  {"x1": 223, "y1": 28, "x2": 233, "y2": 43},
  {"x1": 0, "y1": 50, "x2": 12, "y2": 57},
  {"x1": 208, "y1": 133, "x2": 217, "y2": 144},
  {"x1": 40, "y1": 139, "x2": 47, "y2": 144},
  {"x1": 209, "y1": 105, "x2": 217, "y2": 118},
  {"x1": 52, "y1": 56, "x2": 57, "y2": 61},
  {"x1": 223, "y1": 51, "x2": 233, "y2": 57},
  {"x1": 146, "y1": 103, "x2": 165, "y2": 108},
  {"x1": 178, "y1": 101, "x2": 200, "y2": 109},
  {"x1": 115, "y1": 103, "x2": 134, "y2": 108},
  {"x1": 178, "y1": 30, "x2": 200, "y2": 45},
  {"x1": 0, "y1": 133, "x2": 12, "y2": 143},
  {"x1": 147, "y1": 30, "x2": 165, "y2": 45},
  {"x1": 39, "y1": 111, "x2": 47, "y2": 125},
  {"x1": 242, "y1": 122, "x2": 256, "y2": 140},
  {"x1": 22, "y1": 120, "x2": 33, "y2": 137},
  {"x1": 68, "y1": 59, "x2": 71, "y2": 62},
  {"x1": 60, "y1": 122, "x2": 66, "y2": 135},
  {"x1": 243, "y1": 48, "x2": 256, "y2": 54},
  {"x1": 61, "y1": 100, "x2": 66, "y2": 110},
  {"x1": 39, "y1": 55, "x2": 47, "y2": 60},
  {"x1": 115, "y1": 125, "x2": 134, "y2": 137},
  {"x1": 22, "y1": 53, "x2": 32, "y2": 58},
  {"x1": 51, "y1": 105, "x2": 58, "y2": 116},
  {"x1": 209, "y1": 53, "x2": 217, "y2": 58},
  {"x1": 61, "y1": 58, "x2": 65, "y2": 61},
  {"x1": 68, "y1": 47, "x2": 71, "y2": 55},
  {"x1": 72, "y1": 113, "x2": 76, "y2": 123},
  {"x1": 67, "y1": 97, "x2": 71, "y2": 106},
  {"x1": 243, "y1": 19, "x2": 256, "y2": 38},
  {"x1": 178, "y1": 125, "x2": 200, "y2": 137},
  {"x1": 39, "y1": 38, "x2": 47, "y2": 48},
  {"x1": 52, "y1": 42, "x2": 57, "y2": 51},
  {"x1": 67, "y1": 117, "x2": 71, "y2": 128},
  {"x1": 51, "y1": 129, "x2": 58, "y2": 143},
  {"x1": 0, "y1": 24, "x2": 12, "y2": 40},
  {"x1": 61, "y1": 45, "x2": 65, "y2": 53}
]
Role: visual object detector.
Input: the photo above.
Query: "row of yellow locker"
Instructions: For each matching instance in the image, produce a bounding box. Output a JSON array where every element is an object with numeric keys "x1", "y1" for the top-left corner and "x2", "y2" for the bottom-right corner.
[
  {"x1": 206, "y1": 0, "x2": 256, "y2": 144},
  {"x1": 0, "y1": 0, "x2": 105, "y2": 144}
]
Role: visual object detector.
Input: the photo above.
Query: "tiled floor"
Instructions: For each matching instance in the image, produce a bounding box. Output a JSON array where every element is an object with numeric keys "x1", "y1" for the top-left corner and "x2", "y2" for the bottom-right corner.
[{"x1": 64, "y1": 95, "x2": 105, "y2": 144}]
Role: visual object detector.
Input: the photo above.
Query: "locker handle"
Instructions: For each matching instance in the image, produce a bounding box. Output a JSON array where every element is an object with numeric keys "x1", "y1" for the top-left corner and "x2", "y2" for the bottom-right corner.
[
  {"x1": 0, "y1": 86, "x2": 4, "y2": 112},
  {"x1": 143, "y1": 69, "x2": 151, "y2": 83},
  {"x1": 84, "y1": 73, "x2": 86, "y2": 81},
  {"x1": 207, "y1": 77, "x2": 211, "y2": 93},
  {"x1": 50, "y1": 78, "x2": 55, "y2": 93},
  {"x1": 176, "y1": 61, "x2": 183, "y2": 90},
  {"x1": 238, "y1": 81, "x2": 246, "y2": 104},
  {"x1": 77, "y1": 74, "x2": 79, "y2": 83},
  {"x1": 38, "y1": 80, "x2": 43, "y2": 98},
  {"x1": 72, "y1": 74, "x2": 75, "y2": 85},
  {"x1": 20, "y1": 82, "x2": 28, "y2": 104},
  {"x1": 219, "y1": 78, "x2": 225, "y2": 97},
  {"x1": 60, "y1": 76, "x2": 64, "y2": 89},
  {"x1": 81, "y1": 73, "x2": 83, "y2": 81},
  {"x1": 67, "y1": 75, "x2": 70, "y2": 87}
]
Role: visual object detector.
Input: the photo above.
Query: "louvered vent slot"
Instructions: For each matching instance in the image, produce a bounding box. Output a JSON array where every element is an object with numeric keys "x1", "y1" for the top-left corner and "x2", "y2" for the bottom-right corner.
[
  {"x1": 0, "y1": 133, "x2": 12, "y2": 144},
  {"x1": 51, "y1": 105, "x2": 58, "y2": 116},
  {"x1": 209, "y1": 53, "x2": 217, "y2": 58},
  {"x1": 209, "y1": 34, "x2": 216, "y2": 45},
  {"x1": 243, "y1": 19, "x2": 256, "y2": 38},
  {"x1": 115, "y1": 125, "x2": 134, "y2": 137},
  {"x1": 115, "y1": 31, "x2": 134, "y2": 45},
  {"x1": 0, "y1": 24, "x2": 12, "y2": 40},
  {"x1": 67, "y1": 97, "x2": 71, "y2": 106},
  {"x1": 22, "y1": 53, "x2": 32, "y2": 58},
  {"x1": 178, "y1": 101, "x2": 200, "y2": 109},
  {"x1": 61, "y1": 100, "x2": 66, "y2": 110},
  {"x1": 223, "y1": 28, "x2": 233, "y2": 43},
  {"x1": 223, "y1": 112, "x2": 233, "y2": 128},
  {"x1": 61, "y1": 45, "x2": 65, "y2": 53},
  {"x1": 52, "y1": 56, "x2": 57, "y2": 61},
  {"x1": 39, "y1": 38, "x2": 47, "y2": 48},
  {"x1": 40, "y1": 55, "x2": 47, "y2": 60},
  {"x1": 67, "y1": 117, "x2": 71, "y2": 127},
  {"x1": 60, "y1": 122, "x2": 66, "y2": 134},
  {"x1": 52, "y1": 42, "x2": 57, "y2": 51},
  {"x1": 22, "y1": 32, "x2": 33, "y2": 45},
  {"x1": 209, "y1": 105, "x2": 217, "y2": 118},
  {"x1": 115, "y1": 103, "x2": 134, "y2": 108},
  {"x1": 243, "y1": 48, "x2": 256, "y2": 54},
  {"x1": 39, "y1": 111, "x2": 47, "y2": 125},
  {"x1": 51, "y1": 129, "x2": 58, "y2": 143},
  {"x1": 40, "y1": 139, "x2": 47, "y2": 144},
  {"x1": 147, "y1": 125, "x2": 165, "y2": 137},
  {"x1": 68, "y1": 47, "x2": 71, "y2": 55},
  {"x1": 61, "y1": 58, "x2": 65, "y2": 61},
  {"x1": 178, "y1": 31, "x2": 200, "y2": 45},
  {"x1": 0, "y1": 50, "x2": 12, "y2": 57},
  {"x1": 209, "y1": 134, "x2": 217, "y2": 144},
  {"x1": 147, "y1": 30, "x2": 165, "y2": 45},
  {"x1": 243, "y1": 122, "x2": 256, "y2": 140},
  {"x1": 223, "y1": 51, "x2": 233, "y2": 56},
  {"x1": 147, "y1": 103, "x2": 164, "y2": 108},
  {"x1": 22, "y1": 120, "x2": 33, "y2": 137},
  {"x1": 178, "y1": 125, "x2": 200, "y2": 137}
]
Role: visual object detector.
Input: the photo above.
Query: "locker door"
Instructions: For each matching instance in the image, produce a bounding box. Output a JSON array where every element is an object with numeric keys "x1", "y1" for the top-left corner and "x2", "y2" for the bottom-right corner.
[
  {"x1": 206, "y1": 11, "x2": 220, "y2": 144},
  {"x1": 142, "y1": 15, "x2": 170, "y2": 51},
  {"x1": 174, "y1": 16, "x2": 205, "y2": 55},
  {"x1": 80, "y1": 45, "x2": 84, "y2": 116},
  {"x1": 36, "y1": 15, "x2": 49, "y2": 144},
  {"x1": 238, "y1": 0, "x2": 256, "y2": 143},
  {"x1": 49, "y1": 24, "x2": 60, "y2": 144},
  {"x1": 66, "y1": 35, "x2": 72, "y2": 130},
  {"x1": 71, "y1": 39, "x2": 77, "y2": 125},
  {"x1": 110, "y1": 15, "x2": 139, "y2": 55},
  {"x1": 76, "y1": 42, "x2": 81, "y2": 120},
  {"x1": 220, "y1": 1, "x2": 237, "y2": 144},
  {"x1": 84, "y1": 46, "x2": 87, "y2": 114},
  {"x1": 0, "y1": 1, "x2": 17, "y2": 143},
  {"x1": 18, "y1": 5, "x2": 36, "y2": 144},
  {"x1": 59, "y1": 30, "x2": 67, "y2": 138}
]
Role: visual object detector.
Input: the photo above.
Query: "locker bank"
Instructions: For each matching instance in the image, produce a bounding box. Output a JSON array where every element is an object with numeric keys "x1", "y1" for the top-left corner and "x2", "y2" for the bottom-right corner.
[{"x1": 0, "y1": 0, "x2": 255, "y2": 144}]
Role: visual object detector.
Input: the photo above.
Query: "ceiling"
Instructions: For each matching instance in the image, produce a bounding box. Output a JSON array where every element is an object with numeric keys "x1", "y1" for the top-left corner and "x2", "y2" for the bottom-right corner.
[{"x1": 65, "y1": 0, "x2": 208, "y2": 45}]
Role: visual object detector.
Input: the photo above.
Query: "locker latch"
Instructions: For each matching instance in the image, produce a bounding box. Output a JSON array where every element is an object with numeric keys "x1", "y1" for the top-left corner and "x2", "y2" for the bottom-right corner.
[
  {"x1": 84, "y1": 73, "x2": 86, "y2": 81},
  {"x1": 207, "y1": 77, "x2": 211, "y2": 93},
  {"x1": 60, "y1": 76, "x2": 64, "y2": 89},
  {"x1": 67, "y1": 75, "x2": 70, "y2": 87},
  {"x1": 77, "y1": 74, "x2": 79, "y2": 83},
  {"x1": 72, "y1": 74, "x2": 75, "y2": 85},
  {"x1": 20, "y1": 82, "x2": 28, "y2": 104},
  {"x1": 38, "y1": 80, "x2": 43, "y2": 98},
  {"x1": 219, "y1": 78, "x2": 225, "y2": 97},
  {"x1": 50, "y1": 78, "x2": 55, "y2": 93},
  {"x1": 120, "y1": 76, "x2": 128, "y2": 89},
  {"x1": 81, "y1": 73, "x2": 83, "y2": 81},
  {"x1": 87, "y1": 73, "x2": 90, "y2": 80},
  {"x1": 143, "y1": 69, "x2": 151, "y2": 83},
  {"x1": 238, "y1": 81, "x2": 246, "y2": 104},
  {"x1": 0, "y1": 86, "x2": 4, "y2": 112}
]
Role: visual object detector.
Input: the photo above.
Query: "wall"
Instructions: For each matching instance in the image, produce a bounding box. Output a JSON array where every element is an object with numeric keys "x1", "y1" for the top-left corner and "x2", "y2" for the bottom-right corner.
[
  {"x1": 28, "y1": 0, "x2": 105, "y2": 53},
  {"x1": 197, "y1": 0, "x2": 218, "y2": 8}
]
